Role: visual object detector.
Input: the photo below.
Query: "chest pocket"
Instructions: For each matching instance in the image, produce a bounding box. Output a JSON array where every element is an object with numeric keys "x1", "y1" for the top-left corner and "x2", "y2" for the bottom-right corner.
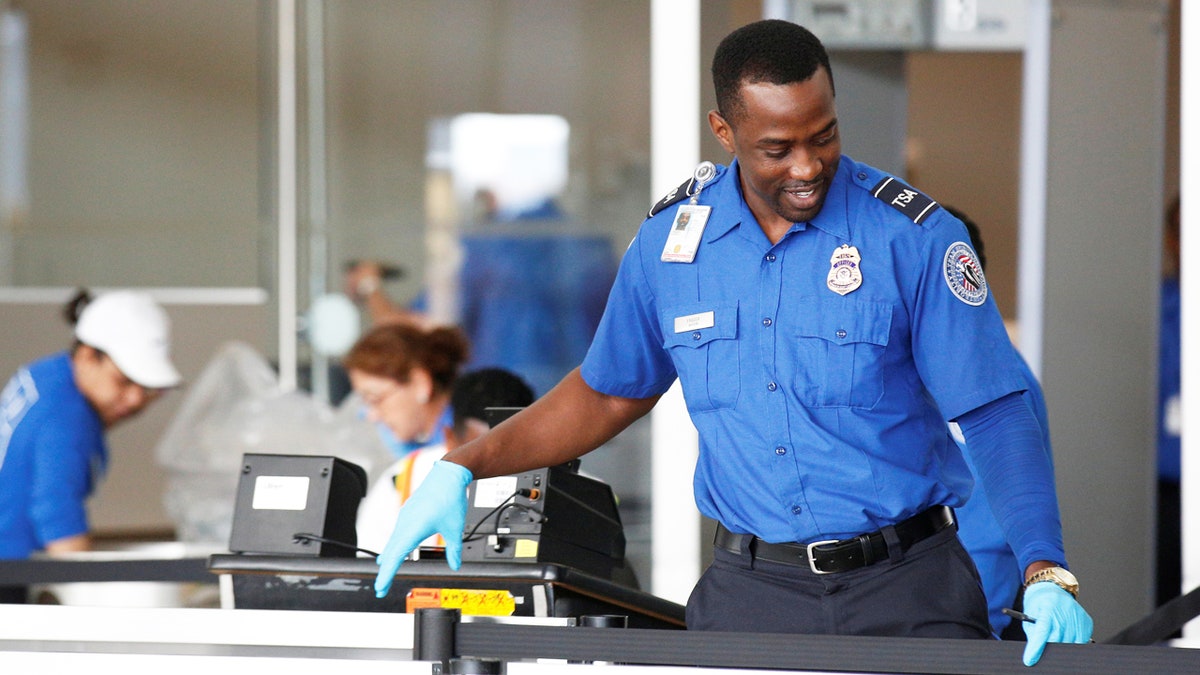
[
  {"x1": 662, "y1": 302, "x2": 739, "y2": 412},
  {"x1": 792, "y1": 297, "x2": 892, "y2": 409}
]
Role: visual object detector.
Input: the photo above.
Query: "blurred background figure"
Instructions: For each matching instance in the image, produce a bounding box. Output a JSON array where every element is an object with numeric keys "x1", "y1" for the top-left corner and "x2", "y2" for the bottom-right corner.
[
  {"x1": 344, "y1": 199, "x2": 616, "y2": 398},
  {"x1": 945, "y1": 207, "x2": 1054, "y2": 640},
  {"x1": 1157, "y1": 195, "x2": 1181, "y2": 610},
  {"x1": 343, "y1": 260, "x2": 428, "y2": 331},
  {"x1": 356, "y1": 366, "x2": 534, "y2": 554},
  {"x1": 0, "y1": 290, "x2": 181, "y2": 602},
  {"x1": 341, "y1": 322, "x2": 470, "y2": 468},
  {"x1": 343, "y1": 114, "x2": 618, "y2": 398}
]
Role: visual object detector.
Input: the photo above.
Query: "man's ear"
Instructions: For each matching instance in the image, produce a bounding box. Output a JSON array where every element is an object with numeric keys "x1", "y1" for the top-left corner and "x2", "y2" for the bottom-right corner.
[
  {"x1": 71, "y1": 343, "x2": 103, "y2": 371},
  {"x1": 708, "y1": 109, "x2": 736, "y2": 154}
]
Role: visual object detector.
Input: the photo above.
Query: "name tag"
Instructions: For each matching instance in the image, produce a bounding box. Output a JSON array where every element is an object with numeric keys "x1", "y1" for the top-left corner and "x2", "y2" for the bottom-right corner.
[{"x1": 674, "y1": 311, "x2": 715, "y2": 333}]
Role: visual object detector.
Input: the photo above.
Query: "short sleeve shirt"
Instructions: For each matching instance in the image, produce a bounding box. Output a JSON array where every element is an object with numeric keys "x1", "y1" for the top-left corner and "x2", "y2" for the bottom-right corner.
[
  {"x1": 581, "y1": 156, "x2": 1026, "y2": 544},
  {"x1": 0, "y1": 352, "x2": 108, "y2": 559}
]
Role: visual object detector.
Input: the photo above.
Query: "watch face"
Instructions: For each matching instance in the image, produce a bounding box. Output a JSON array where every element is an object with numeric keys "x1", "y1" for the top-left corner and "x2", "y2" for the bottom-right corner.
[
  {"x1": 1055, "y1": 568, "x2": 1079, "y2": 586},
  {"x1": 1032, "y1": 566, "x2": 1079, "y2": 594}
]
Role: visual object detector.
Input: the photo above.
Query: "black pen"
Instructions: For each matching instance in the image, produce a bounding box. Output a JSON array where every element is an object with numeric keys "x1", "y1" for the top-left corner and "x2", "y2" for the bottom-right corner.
[{"x1": 1003, "y1": 608, "x2": 1036, "y2": 624}]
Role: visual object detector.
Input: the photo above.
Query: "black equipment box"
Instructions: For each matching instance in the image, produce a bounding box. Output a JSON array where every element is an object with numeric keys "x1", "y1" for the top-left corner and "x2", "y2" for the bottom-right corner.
[
  {"x1": 459, "y1": 463, "x2": 635, "y2": 587},
  {"x1": 229, "y1": 453, "x2": 368, "y2": 558}
]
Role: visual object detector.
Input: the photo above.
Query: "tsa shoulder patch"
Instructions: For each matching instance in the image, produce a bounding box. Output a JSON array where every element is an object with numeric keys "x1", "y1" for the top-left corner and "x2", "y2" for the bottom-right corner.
[
  {"x1": 871, "y1": 177, "x2": 940, "y2": 224},
  {"x1": 943, "y1": 241, "x2": 988, "y2": 306},
  {"x1": 649, "y1": 176, "x2": 697, "y2": 218}
]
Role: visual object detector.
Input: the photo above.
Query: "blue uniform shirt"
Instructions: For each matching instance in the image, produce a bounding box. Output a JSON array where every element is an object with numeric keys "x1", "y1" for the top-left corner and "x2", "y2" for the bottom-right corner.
[
  {"x1": 0, "y1": 352, "x2": 108, "y2": 559},
  {"x1": 582, "y1": 156, "x2": 1030, "y2": 545}
]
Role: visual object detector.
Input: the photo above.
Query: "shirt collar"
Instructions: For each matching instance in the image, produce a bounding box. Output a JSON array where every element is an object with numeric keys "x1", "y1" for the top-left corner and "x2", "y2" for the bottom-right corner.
[
  {"x1": 698, "y1": 160, "x2": 743, "y2": 243},
  {"x1": 806, "y1": 158, "x2": 851, "y2": 241},
  {"x1": 705, "y1": 157, "x2": 852, "y2": 245}
]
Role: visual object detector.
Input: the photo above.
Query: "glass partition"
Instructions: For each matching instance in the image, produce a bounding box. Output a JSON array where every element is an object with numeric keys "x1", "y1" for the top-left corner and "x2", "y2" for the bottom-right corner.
[
  {"x1": 319, "y1": 0, "x2": 654, "y2": 582},
  {"x1": 0, "y1": 0, "x2": 657, "y2": 588},
  {"x1": 1, "y1": 0, "x2": 264, "y2": 289},
  {"x1": 322, "y1": 1, "x2": 651, "y2": 326}
]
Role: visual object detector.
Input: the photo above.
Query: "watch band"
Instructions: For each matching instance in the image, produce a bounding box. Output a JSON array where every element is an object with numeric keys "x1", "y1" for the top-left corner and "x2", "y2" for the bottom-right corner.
[{"x1": 1025, "y1": 566, "x2": 1079, "y2": 598}]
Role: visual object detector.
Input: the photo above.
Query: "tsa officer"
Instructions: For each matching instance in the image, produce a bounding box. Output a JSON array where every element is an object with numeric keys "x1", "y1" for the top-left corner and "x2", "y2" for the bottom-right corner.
[{"x1": 370, "y1": 20, "x2": 1092, "y2": 667}]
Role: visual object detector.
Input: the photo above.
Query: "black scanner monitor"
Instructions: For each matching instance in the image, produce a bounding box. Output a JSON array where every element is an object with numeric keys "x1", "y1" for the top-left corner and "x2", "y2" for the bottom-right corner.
[
  {"x1": 459, "y1": 407, "x2": 635, "y2": 587},
  {"x1": 228, "y1": 453, "x2": 368, "y2": 558}
]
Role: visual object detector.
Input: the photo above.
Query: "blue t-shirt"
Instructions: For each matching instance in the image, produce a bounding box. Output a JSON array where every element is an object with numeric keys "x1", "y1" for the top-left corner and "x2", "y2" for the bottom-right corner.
[
  {"x1": 1158, "y1": 277, "x2": 1181, "y2": 483},
  {"x1": 410, "y1": 205, "x2": 618, "y2": 397},
  {"x1": 955, "y1": 352, "x2": 1052, "y2": 635},
  {"x1": 583, "y1": 156, "x2": 1055, "y2": 560},
  {"x1": 457, "y1": 230, "x2": 616, "y2": 397},
  {"x1": 0, "y1": 352, "x2": 108, "y2": 559}
]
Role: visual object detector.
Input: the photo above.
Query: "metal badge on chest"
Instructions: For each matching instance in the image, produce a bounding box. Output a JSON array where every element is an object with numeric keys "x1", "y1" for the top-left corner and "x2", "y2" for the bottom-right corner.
[{"x1": 827, "y1": 244, "x2": 862, "y2": 295}]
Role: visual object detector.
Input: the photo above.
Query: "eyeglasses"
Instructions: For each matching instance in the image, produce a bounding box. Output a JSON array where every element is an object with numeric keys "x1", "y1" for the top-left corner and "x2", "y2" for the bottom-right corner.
[{"x1": 358, "y1": 384, "x2": 403, "y2": 409}]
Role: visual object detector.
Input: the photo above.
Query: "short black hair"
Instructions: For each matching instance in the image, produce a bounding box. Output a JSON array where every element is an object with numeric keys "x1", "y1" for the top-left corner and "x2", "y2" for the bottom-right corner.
[
  {"x1": 450, "y1": 368, "x2": 535, "y2": 435},
  {"x1": 944, "y1": 205, "x2": 987, "y2": 272},
  {"x1": 64, "y1": 287, "x2": 94, "y2": 355},
  {"x1": 711, "y1": 19, "x2": 834, "y2": 125}
]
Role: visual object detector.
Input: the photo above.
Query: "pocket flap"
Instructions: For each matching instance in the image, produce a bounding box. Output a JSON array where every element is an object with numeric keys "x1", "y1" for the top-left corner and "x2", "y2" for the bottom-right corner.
[
  {"x1": 794, "y1": 297, "x2": 892, "y2": 346},
  {"x1": 663, "y1": 302, "x2": 738, "y2": 349}
]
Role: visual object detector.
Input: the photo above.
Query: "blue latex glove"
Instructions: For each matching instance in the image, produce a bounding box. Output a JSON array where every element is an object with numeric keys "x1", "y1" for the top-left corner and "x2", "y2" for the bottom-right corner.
[
  {"x1": 373, "y1": 459, "x2": 473, "y2": 598},
  {"x1": 1021, "y1": 581, "x2": 1094, "y2": 666}
]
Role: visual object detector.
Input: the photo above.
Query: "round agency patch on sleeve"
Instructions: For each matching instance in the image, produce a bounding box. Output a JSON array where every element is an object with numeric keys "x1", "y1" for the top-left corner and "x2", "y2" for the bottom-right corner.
[{"x1": 942, "y1": 241, "x2": 988, "y2": 306}]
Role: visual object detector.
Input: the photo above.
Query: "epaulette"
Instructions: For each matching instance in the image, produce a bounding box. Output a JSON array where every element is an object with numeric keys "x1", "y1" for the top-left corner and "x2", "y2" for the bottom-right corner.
[
  {"x1": 870, "y1": 176, "x2": 940, "y2": 225},
  {"x1": 647, "y1": 176, "x2": 699, "y2": 218},
  {"x1": 648, "y1": 162, "x2": 720, "y2": 218}
]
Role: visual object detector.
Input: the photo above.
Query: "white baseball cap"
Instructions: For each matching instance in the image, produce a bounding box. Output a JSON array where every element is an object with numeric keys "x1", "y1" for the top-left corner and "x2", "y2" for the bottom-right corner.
[{"x1": 74, "y1": 291, "x2": 183, "y2": 389}]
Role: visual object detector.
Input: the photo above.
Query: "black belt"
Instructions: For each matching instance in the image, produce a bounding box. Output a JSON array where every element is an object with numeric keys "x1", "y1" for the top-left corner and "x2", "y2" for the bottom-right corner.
[{"x1": 714, "y1": 505, "x2": 955, "y2": 575}]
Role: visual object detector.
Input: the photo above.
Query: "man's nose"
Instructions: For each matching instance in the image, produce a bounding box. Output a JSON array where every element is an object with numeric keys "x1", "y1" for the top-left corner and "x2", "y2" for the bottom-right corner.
[{"x1": 789, "y1": 150, "x2": 822, "y2": 182}]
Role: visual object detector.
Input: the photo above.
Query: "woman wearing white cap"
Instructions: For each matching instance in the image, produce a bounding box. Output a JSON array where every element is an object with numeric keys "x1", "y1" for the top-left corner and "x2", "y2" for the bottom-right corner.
[{"x1": 0, "y1": 289, "x2": 181, "y2": 602}]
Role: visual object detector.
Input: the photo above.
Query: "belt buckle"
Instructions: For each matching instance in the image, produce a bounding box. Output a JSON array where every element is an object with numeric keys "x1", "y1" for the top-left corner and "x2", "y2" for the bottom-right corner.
[{"x1": 805, "y1": 539, "x2": 839, "y2": 574}]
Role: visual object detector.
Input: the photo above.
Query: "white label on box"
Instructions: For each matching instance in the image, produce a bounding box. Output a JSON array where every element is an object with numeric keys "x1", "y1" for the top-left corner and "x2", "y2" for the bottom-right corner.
[
  {"x1": 473, "y1": 476, "x2": 519, "y2": 508},
  {"x1": 252, "y1": 475, "x2": 310, "y2": 510}
]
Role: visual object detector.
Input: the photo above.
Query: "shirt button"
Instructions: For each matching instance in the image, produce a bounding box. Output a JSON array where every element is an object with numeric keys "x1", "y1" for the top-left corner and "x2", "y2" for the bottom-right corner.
[
  {"x1": 857, "y1": 172, "x2": 867, "y2": 180},
  {"x1": 762, "y1": 317, "x2": 773, "y2": 327},
  {"x1": 767, "y1": 382, "x2": 778, "y2": 391},
  {"x1": 692, "y1": 331, "x2": 702, "y2": 340},
  {"x1": 775, "y1": 446, "x2": 787, "y2": 456},
  {"x1": 835, "y1": 329, "x2": 847, "y2": 339},
  {"x1": 765, "y1": 253, "x2": 776, "y2": 263},
  {"x1": 791, "y1": 505, "x2": 803, "y2": 515}
]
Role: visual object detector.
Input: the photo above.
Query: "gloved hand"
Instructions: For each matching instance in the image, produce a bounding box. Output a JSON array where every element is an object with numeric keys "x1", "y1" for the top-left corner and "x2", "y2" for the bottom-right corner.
[
  {"x1": 374, "y1": 459, "x2": 473, "y2": 598},
  {"x1": 1021, "y1": 581, "x2": 1094, "y2": 666}
]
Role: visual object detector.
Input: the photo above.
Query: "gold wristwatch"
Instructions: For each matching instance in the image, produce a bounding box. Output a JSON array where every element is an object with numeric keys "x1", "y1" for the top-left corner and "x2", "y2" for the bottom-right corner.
[{"x1": 1025, "y1": 566, "x2": 1079, "y2": 598}]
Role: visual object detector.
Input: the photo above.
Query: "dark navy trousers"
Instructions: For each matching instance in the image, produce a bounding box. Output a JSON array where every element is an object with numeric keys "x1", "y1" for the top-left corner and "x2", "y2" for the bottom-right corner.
[{"x1": 686, "y1": 526, "x2": 993, "y2": 639}]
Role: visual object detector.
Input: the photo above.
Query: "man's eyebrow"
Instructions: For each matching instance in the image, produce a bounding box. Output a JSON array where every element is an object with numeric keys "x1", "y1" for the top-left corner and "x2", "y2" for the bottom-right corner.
[
  {"x1": 756, "y1": 119, "x2": 839, "y2": 147},
  {"x1": 814, "y1": 118, "x2": 838, "y2": 136}
]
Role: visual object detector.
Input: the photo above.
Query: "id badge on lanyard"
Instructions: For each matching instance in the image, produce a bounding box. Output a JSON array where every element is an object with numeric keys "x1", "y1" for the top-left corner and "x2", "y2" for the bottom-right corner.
[{"x1": 661, "y1": 162, "x2": 716, "y2": 264}]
